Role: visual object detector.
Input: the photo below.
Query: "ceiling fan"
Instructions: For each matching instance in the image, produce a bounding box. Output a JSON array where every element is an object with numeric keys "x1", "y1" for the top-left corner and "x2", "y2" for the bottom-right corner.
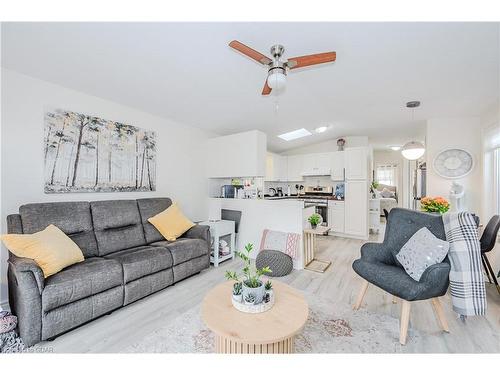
[{"x1": 229, "y1": 40, "x2": 336, "y2": 96}]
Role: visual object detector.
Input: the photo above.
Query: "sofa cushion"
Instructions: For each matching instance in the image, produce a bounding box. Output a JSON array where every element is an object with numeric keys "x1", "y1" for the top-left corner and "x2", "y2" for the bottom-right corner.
[
  {"x1": 1, "y1": 224, "x2": 85, "y2": 278},
  {"x1": 105, "y1": 245, "x2": 173, "y2": 283},
  {"x1": 42, "y1": 257, "x2": 123, "y2": 312},
  {"x1": 148, "y1": 202, "x2": 195, "y2": 241},
  {"x1": 19, "y1": 201, "x2": 98, "y2": 258},
  {"x1": 151, "y1": 239, "x2": 208, "y2": 265},
  {"x1": 352, "y1": 259, "x2": 427, "y2": 301},
  {"x1": 137, "y1": 198, "x2": 172, "y2": 243},
  {"x1": 91, "y1": 200, "x2": 146, "y2": 256}
]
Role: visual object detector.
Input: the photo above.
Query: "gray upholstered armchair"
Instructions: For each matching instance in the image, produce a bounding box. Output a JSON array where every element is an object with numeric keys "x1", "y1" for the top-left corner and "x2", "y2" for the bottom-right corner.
[{"x1": 352, "y1": 208, "x2": 451, "y2": 345}]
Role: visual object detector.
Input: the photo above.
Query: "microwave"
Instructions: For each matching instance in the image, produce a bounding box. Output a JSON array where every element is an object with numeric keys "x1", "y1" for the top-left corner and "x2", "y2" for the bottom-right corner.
[{"x1": 221, "y1": 185, "x2": 243, "y2": 198}]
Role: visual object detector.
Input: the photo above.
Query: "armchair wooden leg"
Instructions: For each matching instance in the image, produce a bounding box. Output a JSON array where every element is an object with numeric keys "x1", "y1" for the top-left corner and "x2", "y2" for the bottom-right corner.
[
  {"x1": 399, "y1": 300, "x2": 411, "y2": 345},
  {"x1": 430, "y1": 297, "x2": 450, "y2": 333},
  {"x1": 353, "y1": 280, "x2": 369, "y2": 310}
]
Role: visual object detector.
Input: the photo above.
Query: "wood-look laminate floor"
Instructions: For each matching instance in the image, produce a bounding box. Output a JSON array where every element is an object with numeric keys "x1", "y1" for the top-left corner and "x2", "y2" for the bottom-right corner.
[{"x1": 37, "y1": 229, "x2": 500, "y2": 353}]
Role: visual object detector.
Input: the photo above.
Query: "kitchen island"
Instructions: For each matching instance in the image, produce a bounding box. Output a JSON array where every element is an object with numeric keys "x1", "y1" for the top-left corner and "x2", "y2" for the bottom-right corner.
[{"x1": 211, "y1": 197, "x2": 315, "y2": 270}]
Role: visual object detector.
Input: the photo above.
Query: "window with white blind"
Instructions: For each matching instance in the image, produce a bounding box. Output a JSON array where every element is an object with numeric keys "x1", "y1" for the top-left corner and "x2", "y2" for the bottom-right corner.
[{"x1": 376, "y1": 164, "x2": 397, "y2": 186}]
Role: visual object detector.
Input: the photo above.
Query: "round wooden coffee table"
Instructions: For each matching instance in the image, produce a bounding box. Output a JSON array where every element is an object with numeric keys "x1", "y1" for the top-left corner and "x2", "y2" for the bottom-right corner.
[{"x1": 201, "y1": 280, "x2": 308, "y2": 354}]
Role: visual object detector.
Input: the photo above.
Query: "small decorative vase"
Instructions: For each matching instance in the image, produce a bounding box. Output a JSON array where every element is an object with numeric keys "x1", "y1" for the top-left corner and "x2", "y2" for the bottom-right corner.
[
  {"x1": 242, "y1": 281, "x2": 265, "y2": 304},
  {"x1": 264, "y1": 289, "x2": 274, "y2": 303},
  {"x1": 311, "y1": 224, "x2": 317, "y2": 229}
]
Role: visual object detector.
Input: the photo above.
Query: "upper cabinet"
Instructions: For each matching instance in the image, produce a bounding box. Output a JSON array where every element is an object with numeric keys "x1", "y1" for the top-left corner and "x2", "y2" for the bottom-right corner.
[
  {"x1": 330, "y1": 151, "x2": 345, "y2": 181},
  {"x1": 265, "y1": 152, "x2": 288, "y2": 182},
  {"x1": 301, "y1": 152, "x2": 332, "y2": 176},
  {"x1": 206, "y1": 130, "x2": 266, "y2": 178},
  {"x1": 286, "y1": 154, "x2": 304, "y2": 182},
  {"x1": 344, "y1": 147, "x2": 368, "y2": 180}
]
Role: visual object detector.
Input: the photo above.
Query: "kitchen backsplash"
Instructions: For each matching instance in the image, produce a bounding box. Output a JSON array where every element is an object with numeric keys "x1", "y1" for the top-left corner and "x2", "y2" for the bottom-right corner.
[{"x1": 265, "y1": 176, "x2": 342, "y2": 195}]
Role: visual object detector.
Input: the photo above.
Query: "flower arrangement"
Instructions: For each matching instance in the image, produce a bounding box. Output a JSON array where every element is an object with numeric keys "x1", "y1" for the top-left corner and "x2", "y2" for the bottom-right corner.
[{"x1": 420, "y1": 196, "x2": 450, "y2": 214}]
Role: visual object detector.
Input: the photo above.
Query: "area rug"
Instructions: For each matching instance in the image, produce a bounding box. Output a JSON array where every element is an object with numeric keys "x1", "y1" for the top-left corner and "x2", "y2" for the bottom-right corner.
[{"x1": 123, "y1": 293, "x2": 421, "y2": 353}]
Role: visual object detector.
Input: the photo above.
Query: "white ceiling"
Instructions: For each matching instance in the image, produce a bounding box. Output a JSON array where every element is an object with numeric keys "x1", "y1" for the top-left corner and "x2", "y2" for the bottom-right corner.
[{"x1": 2, "y1": 22, "x2": 499, "y2": 152}]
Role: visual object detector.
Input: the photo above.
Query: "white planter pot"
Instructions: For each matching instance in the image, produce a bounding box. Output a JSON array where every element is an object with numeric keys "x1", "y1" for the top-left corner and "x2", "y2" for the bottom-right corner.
[
  {"x1": 242, "y1": 281, "x2": 265, "y2": 304},
  {"x1": 232, "y1": 294, "x2": 242, "y2": 303}
]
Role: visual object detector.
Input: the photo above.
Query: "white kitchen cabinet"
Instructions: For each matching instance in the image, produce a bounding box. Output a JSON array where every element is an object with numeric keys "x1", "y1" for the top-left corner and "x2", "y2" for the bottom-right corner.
[
  {"x1": 301, "y1": 152, "x2": 333, "y2": 175},
  {"x1": 286, "y1": 154, "x2": 304, "y2": 182},
  {"x1": 316, "y1": 152, "x2": 333, "y2": 169},
  {"x1": 328, "y1": 201, "x2": 345, "y2": 234},
  {"x1": 344, "y1": 147, "x2": 368, "y2": 180},
  {"x1": 265, "y1": 152, "x2": 287, "y2": 181},
  {"x1": 344, "y1": 180, "x2": 368, "y2": 238},
  {"x1": 330, "y1": 151, "x2": 345, "y2": 181},
  {"x1": 206, "y1": 130, "x2": 266, "y2": 178}
]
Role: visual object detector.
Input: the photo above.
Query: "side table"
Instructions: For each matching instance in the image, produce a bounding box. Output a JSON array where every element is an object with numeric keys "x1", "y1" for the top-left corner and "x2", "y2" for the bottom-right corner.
[
  {"x1": 200, "y1": 220, "x2": 236, "y2": 267},
  {"x1": 303, "y1": 226, "x2": 332, "y2": 273}
]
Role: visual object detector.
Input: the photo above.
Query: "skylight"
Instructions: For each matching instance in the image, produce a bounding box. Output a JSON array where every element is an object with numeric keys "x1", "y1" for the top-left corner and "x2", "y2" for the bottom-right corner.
[{"x1": 278, "y1": 128, "x2": 312, "y2": 141}]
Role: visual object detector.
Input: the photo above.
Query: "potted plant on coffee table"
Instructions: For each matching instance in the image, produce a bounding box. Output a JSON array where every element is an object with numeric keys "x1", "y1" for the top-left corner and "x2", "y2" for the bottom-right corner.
[
  {"x1": 232, "y1": 282, "x2": 242, "y2": 302},
  {"x1": 225, "y1": 243, "x2": 272, "y2": 304},
  {"x1": 308, "y1": 213, "x2": 322, "y2": 229}
]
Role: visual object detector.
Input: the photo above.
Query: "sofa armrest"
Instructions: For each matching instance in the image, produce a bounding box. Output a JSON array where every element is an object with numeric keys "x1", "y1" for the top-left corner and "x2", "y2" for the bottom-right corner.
[
  {"x1": 415, "y1": 262, "x2": 450, "y2": 300},
  {"x1": 7, "y1": 256, "x2": 44, "y2": 347},
  {"x1": 183, "y1": 224, "x2": 211, "y2": 261},
  {"x1": 359, "y1": 242, "x2": 394, "y2": 264},
  {"x1": 183, "y1": 224, "x2": 210, "y2": 243},
  {"x1": 419, "y1": 262, "x2": 450, "y2": 287},
  {"x1": 8, "y1": 256, "x2": 44, "y2": 293}
]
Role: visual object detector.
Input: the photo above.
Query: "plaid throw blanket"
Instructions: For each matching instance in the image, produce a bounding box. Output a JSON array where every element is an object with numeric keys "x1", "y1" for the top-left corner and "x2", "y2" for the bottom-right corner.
[
  {"x1": 443, "y1": 212, "x2": 486, "y2": 317},
  {"x1": 259, "y1": 229, "x2": 301, "y2": 259}
]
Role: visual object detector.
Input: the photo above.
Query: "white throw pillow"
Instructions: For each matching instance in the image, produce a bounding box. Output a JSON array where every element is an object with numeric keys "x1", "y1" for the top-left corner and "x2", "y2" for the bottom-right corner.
[
  {"x1": 396, "y1": 227, "x2": 449, "y2": 281},
  {"x1": 380, "y1": 188, "x2": 395, "y2": 198}
]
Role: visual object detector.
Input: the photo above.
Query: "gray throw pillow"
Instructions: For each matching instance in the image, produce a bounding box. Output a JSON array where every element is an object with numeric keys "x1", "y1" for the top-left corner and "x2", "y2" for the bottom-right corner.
[{"x1": 396, "y1": 227, "x2": 449, "y2": 281}]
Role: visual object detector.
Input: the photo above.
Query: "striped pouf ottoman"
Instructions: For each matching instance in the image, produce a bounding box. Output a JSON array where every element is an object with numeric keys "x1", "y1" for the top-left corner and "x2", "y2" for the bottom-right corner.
[{"x1": 256, "y1": 250, "x2": 293, "y2": 277}]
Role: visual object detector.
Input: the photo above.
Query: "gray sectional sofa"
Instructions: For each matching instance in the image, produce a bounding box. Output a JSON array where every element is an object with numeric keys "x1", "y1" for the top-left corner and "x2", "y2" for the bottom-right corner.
[{"x1": 6, "y1": 198, "x2": 210, "y2": 347}]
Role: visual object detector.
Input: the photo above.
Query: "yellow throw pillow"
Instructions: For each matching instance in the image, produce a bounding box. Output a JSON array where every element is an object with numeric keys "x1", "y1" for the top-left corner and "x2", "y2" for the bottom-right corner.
[
  {"x1": 148, "y1": 202, "x2": 195, "y2": 241},
  {"x1": 1, "y1": 224, "x2": 84, "y2": 278}
]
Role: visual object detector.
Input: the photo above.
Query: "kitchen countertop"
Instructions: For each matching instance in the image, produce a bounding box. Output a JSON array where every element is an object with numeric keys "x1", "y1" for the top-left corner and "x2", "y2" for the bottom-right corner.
[{"x1": 264, "y1": 194, "x2": 344, "y2": 201}]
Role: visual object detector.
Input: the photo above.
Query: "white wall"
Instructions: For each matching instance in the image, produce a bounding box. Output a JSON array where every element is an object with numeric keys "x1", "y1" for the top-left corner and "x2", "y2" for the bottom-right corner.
[
  {"x1": 426, "y1": 118, "x2": 482, "y2": 215},
  {"x1": 480, "y1": 103, "x2": 500, "y2": 274},
  {"x1": 0, "y1": 69, "x2": 216, "y2": 306},
  {"x1": 282, "y1": 136, "x2": 369, "y2": 156}
]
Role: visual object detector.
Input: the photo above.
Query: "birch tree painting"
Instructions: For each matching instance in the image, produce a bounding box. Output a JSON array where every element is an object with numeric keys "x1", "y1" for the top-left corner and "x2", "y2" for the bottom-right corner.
[{"x1": 44, "y1": 109, "x2": 156, "y2": 193}]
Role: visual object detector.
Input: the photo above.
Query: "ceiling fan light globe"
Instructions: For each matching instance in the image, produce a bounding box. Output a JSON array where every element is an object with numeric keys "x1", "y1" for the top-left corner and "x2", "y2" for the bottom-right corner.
[
  {"x1": 401, "y1": 141, "x2": 425, "y2": 160},
  {"x1": 267, "y1": 71, "x2": 286, "y2": 91}
]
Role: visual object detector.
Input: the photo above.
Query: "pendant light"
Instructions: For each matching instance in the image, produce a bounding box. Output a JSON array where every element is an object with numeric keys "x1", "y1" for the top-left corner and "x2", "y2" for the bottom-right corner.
[{"x1": 401, "y1": 101, "x2": 425, "y2": 160}]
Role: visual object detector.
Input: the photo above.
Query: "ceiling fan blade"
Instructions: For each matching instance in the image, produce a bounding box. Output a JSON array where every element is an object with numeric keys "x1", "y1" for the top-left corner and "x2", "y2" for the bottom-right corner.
[
  {"x1": 287, "y1": 52, "x2": 336, "y2": 69},
  {"x1": 262, "y1": 79, "x2": 272, "y2": 95},
  {"x1": 229, "y1": 40, "x2": 272, "y2": 65}
]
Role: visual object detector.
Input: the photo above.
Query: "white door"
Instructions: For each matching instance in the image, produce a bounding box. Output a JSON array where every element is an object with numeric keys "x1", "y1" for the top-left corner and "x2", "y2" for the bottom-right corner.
[
  {"x1": 344, "y1": 180, "x2": 368, "y2": 237},
  {"x1": 286, "y1": 154, "x2": 304, "y2": 181},
  {"x1": 345, "y1": 147, "x2": 368, "y2": 180},
  {"x1": 331, "y1": 151, "x2": 345, "y2": 181}
]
